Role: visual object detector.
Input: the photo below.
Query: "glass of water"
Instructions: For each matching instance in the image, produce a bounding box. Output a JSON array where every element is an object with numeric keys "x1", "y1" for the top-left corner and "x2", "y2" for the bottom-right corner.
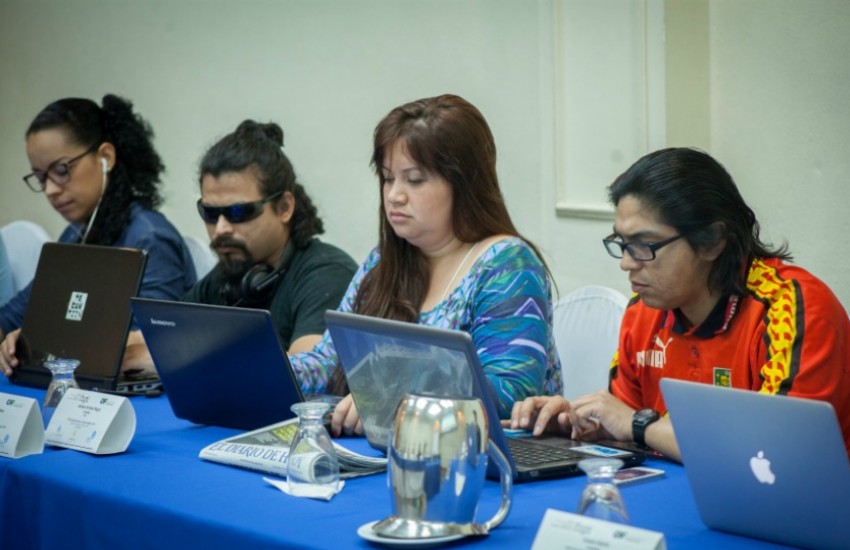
[
  {"x1": 577, "y1": 458, "x2": 629, "y2": 523},
  {"x1": 286, "y1": 402, "x2": 340, "y2": 497},
  {"x1": 42, "y1": 358, "x2": 80, "y2": 428}
]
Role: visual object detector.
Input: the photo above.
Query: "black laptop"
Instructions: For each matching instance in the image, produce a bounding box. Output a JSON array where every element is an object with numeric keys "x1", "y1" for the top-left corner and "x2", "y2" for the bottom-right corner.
[
  {"x1": 129, "y1": 298, "x2": 305, "y2": 430},
  {"x1": 11, "y1": 243, "x2": 158, "y2": 394},
  {"x1": 325, "y1": 310, "x2": 644, "y2": 482}
]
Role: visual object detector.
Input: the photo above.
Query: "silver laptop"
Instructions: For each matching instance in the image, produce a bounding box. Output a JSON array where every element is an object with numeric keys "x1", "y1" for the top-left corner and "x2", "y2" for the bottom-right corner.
[
  {"x1": 661, "y1": 378, "x2": 850, "y2": 549},
  {"x1": 325, "y1": 310, "x2": 643, "y2": 482},
  {"x1": 130, "y1": 298, "x2": 305, "y2": 430},
  {"x1": 11, "y1": 243, "x2": 159, "y2": 394}
]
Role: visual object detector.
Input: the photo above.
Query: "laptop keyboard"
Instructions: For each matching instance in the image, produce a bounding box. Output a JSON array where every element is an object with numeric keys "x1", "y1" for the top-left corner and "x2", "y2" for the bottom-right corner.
[{"x1": 506, "y1": 437, "x2": 583, "y2": 466}]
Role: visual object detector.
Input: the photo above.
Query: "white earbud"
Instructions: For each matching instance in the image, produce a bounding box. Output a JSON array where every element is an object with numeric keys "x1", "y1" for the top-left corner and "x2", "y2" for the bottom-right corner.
[{"x1": 83, "y1": 158, "x2": 109, "y2": 244}]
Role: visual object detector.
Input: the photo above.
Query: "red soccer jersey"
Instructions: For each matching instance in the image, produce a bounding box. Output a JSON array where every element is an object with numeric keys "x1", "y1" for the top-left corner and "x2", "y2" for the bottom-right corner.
[{"x1": 610, "y1": 257, "x2": 850, "y2": 456}]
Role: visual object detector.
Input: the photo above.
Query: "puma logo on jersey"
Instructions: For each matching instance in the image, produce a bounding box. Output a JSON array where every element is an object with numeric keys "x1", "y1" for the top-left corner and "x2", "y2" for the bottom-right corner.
[{"x1": 636, "y1": 335, "x2": 673, "y2": 369}]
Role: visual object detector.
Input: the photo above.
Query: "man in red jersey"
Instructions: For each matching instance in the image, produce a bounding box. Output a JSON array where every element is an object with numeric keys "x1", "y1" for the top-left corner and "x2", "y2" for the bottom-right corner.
[{"x1": 511, "y1": 148, "x2": 850, "y2": 461}]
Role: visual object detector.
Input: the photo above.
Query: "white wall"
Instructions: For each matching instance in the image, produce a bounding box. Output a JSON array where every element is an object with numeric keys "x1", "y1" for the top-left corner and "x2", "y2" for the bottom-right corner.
[
  {"x1": 709, "y1": 0, "x2": 850, "y2": 308},
  {"x1": 0, "y1": 0, "x2": 847, "y2": 307},
  {"x1": 0, "y1": 0, "x2": 555, "y2": 278}
]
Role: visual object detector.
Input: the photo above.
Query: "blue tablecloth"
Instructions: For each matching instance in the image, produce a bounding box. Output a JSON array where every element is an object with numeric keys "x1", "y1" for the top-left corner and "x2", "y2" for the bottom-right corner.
[{"x1": 0, "y1": 378, "x2": 788, "y2": 549}]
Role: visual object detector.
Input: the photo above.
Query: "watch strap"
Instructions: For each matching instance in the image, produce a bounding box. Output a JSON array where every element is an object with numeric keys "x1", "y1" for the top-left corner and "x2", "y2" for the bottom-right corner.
[{"x1": 633, "y1": 408, "x2": 661, "y2": 448}]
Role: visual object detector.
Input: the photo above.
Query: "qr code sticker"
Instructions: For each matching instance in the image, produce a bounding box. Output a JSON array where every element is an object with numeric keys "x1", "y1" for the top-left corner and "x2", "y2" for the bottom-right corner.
[{"x1": 66, "y1": 291, "x2": 88, "y2": 321}]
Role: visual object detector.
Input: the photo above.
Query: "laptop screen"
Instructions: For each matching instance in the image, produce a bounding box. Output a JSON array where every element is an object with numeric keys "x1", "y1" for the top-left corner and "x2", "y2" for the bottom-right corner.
[
  {"x1": 327, "y1": 314, "x2": 474, "y2": 450},
  {"x1": 325, "y1": 310, "x2": 511, "y2": 458},
  {"x1": 661, "y1": 378, "x2": 850, "y2": 549},
  {"x1": 131, "y1": 298, "x2": 304, "y2": 430},
  {"x1": 13, "y1": 243, "x2": 146, "y2": 391}
]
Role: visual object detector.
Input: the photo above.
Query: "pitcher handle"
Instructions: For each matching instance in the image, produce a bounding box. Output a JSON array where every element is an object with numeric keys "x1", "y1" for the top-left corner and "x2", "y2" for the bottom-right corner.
[{"x1": 481, "y1": 440, "x2": 513, "y2": 532}]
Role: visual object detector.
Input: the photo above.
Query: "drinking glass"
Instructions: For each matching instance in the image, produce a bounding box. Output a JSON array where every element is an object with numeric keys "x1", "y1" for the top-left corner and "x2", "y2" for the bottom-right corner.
[
  {"x1": 577, "y1": 458, "x2": 629, "y2": 523},
  {"x1": 42, "y1": 358, "x2": 80, "y2": 427},
  {"x1": 286, "y1": 402, "x2": 340, "y2": 497}
]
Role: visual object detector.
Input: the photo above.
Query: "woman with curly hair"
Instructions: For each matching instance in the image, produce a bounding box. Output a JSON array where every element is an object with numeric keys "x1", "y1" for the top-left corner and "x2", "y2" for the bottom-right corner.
[{"x1": 0, "y1": 94, "x2": 196, "y2": 375}]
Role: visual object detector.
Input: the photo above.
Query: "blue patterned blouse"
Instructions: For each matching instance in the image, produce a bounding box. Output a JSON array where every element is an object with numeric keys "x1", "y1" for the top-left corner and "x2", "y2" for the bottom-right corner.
[{"x1": 290, "y1": 237, "x2": 562, "y2": 418}]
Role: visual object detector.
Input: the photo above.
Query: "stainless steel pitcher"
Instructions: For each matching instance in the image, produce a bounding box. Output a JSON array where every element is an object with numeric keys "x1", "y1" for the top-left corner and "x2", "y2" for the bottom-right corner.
[{"x1": 372, "y1": 393, "x2": 513, "y2": 539}]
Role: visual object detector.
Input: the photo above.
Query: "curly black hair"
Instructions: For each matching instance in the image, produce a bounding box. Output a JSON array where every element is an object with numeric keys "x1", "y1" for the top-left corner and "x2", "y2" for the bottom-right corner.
[
  {"x1": 26, "y1": 94, "x2": 165, "y2": 245},
  {"x1": 198, "y1": 120, "x2": 324, "y2": 249}
]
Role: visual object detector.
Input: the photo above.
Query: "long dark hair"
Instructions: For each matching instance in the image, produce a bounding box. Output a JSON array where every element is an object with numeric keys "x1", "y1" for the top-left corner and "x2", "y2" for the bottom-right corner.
[
  {"x1": 26, "y1": 94, "x2": 164, "y2": 246},
  {"x1": 198, "y1": 119, "x2": 323, "y2": 249},
  {"x1": 608, "y1": 147, "x2": 791, "y2": 295},
  {"x1": 354, "y1": 94, "x2": 548, "y2": 321}
]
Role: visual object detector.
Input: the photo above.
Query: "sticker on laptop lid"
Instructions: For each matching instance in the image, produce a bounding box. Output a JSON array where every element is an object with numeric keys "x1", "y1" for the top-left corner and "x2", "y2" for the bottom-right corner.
[
  {"x1": 66, "y1": 291, "x2": 88, "y2": 322},
  {"x1": 573, "y1": 445, "x2": 634, "y2": 457}
]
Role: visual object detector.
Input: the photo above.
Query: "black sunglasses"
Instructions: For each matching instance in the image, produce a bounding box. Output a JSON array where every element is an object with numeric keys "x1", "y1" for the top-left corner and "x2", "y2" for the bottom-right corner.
[{"x1": 196, "y1": 190, "x2": 284, "y2": 224}]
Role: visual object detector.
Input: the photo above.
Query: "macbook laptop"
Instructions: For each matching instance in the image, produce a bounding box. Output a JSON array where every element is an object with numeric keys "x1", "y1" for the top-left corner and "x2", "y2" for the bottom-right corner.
[
  {"x1": 130, "y1": 298, "x2": 305, "y2": 430},
  {"x1": 325, "y1": 310, "x2": 643, "y2": 482},
  {"x1": 11, "y1": 243, "x2": 158, "y2": 394},
  {"x1": 661, "y1": 378, "x2": 850, "y2": 549}
]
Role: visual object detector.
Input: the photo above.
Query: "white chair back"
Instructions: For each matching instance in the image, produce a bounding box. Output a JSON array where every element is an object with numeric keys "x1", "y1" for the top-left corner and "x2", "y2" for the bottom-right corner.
[
  {"x1": 0, "y1": 220, "x2": 52, "y2": 293},
  {"x1": 183, "y1": 234, "x2": 218, "y2": 279},
  {"x1": 553, "y1": 285, "x2": 628, "y2": 400}
]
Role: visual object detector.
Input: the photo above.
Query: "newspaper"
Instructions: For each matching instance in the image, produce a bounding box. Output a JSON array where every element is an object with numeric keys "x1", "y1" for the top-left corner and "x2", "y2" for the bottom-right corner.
[{"x1": 198, "y1": 418, "x2": 387, "y2": 479}]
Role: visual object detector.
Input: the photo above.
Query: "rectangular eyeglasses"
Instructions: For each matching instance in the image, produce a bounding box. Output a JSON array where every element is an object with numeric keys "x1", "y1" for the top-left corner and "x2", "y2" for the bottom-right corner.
[{"x1": 602, "y1": 233, "x2": 684, "y2": 261}]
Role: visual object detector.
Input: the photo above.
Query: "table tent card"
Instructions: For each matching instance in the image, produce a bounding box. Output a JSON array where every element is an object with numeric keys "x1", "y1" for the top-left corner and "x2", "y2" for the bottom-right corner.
[
  {"x1": 0, "y1": 392, "x2": 45, "y2": 459},
  {"x1": 532, "y1": 508, "x2": 666, "y2": 550},
  {"x1": 45, "y1": 388, "x2": 136, "y2": 454}
]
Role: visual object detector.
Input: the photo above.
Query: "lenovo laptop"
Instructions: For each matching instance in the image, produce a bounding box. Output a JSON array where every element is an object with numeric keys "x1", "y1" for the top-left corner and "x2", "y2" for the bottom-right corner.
[
  {"x1": 11, "y1": 243, "x2": 158, "y2": 394},
  {"x1": 661, "y1": 378, "x2": 850, "y2": 549},
  {"x1": 325, "y1": 310, "x2": 643, "y2": 482},
  {"x1": 130, "y1": 298, "x2": 304, "y2": 430}
]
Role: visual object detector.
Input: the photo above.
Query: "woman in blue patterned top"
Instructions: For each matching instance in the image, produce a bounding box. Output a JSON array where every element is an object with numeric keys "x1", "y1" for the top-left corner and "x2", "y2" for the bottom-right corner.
[{"x1": 289, "y1": 94, "x2": 561, "y2": 435}]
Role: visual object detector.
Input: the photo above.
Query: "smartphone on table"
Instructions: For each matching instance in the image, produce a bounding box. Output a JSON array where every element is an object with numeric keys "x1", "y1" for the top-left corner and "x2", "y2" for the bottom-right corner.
[{"x1": 613, "y1": 466, "x2": 666, "y2": 486}]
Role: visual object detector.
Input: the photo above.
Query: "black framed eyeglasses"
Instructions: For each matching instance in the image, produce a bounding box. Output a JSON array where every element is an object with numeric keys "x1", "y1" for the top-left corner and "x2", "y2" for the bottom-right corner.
[
  {"x1": 196, "y1": 190, "x2": 284, "y2": 224},
  {"x1": 22, "y1": 142, "x2": 100, "y2": 192},
  {"x1": 602, "y1": 233, "x2": 684, "y2": 262}
]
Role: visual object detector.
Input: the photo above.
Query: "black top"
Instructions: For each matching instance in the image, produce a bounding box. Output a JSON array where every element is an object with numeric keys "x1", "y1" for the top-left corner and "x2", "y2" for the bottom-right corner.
[{"x1": 183, "y1": 239, "x2": 357, "y2": 349}]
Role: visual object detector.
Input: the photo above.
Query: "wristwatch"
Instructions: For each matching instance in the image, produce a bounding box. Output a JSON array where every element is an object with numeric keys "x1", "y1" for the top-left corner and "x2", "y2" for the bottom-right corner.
[{"x1": 632, "y1": 408, "x2": 661, "y2": 448}]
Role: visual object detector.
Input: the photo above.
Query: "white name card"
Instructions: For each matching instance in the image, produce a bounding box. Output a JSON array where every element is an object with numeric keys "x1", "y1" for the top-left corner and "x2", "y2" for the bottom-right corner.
[
  {"x1": 45, "y1": 388, "x2": 136, "y2": 454},
  {"x1": 532, "y1": 509, "x2": 666, "y2": 550},
  {"x1": 0, "y1": 392, "x2": 45, "y2": 459}
]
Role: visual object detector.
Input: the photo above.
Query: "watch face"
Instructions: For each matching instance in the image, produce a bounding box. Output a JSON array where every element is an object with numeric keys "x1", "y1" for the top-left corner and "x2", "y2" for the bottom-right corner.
[
  {"x1": 633, "y1": 408, "x2": 660, "y2": 448},
  {"x1": 636, "y1": 409, "x2": 660, "y2": 422}
]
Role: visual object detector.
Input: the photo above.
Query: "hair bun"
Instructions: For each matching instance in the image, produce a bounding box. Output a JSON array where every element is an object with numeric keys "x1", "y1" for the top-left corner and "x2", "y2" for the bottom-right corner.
[
  {"x1": 235, "y1": 120, "x2": 284, "y2": 148},
  {"x1": 100, "y1": 94, "x2": 135, "y2": 121}
]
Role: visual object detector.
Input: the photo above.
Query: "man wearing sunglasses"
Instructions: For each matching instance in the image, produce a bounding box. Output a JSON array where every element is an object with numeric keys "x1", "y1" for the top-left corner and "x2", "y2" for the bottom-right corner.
[
  {"x1": 509, "y1": 148, "x2": 850, "y2": 460},
  {"x1": 124, "y1": 120, "x2": 356, "y2": 371}
]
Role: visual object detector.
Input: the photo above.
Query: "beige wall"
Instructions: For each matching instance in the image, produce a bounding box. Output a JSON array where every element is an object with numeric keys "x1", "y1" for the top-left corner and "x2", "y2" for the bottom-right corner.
[
  {"x1": 709, "y1": 0, "x2": 850, "y2": 308},
  {"x1": 0, "y1": 0, "x2": 847, "y2": 307}
]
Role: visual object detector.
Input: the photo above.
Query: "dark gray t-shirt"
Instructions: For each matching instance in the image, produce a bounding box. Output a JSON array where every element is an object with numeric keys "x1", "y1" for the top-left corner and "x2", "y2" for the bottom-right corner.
[{"x1": 183, "y1": 239, "x2": 356, "y2": 349}]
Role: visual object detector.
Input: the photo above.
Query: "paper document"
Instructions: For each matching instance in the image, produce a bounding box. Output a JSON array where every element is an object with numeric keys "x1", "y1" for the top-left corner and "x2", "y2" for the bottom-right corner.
[{"x1": 199, "y1": 417, "x2": 387, "y2": 479}]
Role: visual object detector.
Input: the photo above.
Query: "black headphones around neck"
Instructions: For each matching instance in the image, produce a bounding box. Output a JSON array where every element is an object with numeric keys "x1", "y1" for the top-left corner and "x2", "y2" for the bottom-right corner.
[{"x1": 236, "y1": 241, "x2": 296, "y2": 306}]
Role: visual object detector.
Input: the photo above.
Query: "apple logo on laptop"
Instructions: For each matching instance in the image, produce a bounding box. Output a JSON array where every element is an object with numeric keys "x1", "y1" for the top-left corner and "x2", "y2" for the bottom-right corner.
[{"x1": 749, "y1": 450, "x2": 776, "y2": 484}]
